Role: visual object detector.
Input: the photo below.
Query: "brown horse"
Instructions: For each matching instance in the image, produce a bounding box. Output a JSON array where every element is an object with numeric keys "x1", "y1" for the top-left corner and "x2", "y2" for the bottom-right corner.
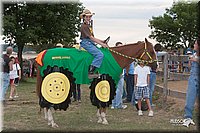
[
  {"x1": 110, "y1": 39, "x2": 157, "y2": 68},
  {"x1": 36, "y1": 38, "x2": 157, "y2": 127},
  {"x1": 90, "y1": 38, "x2": 157, "y2": 124}
]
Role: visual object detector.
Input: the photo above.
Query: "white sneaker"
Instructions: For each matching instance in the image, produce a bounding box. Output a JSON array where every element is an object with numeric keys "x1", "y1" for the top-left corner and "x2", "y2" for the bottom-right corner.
[
  {"x1": 190, "y1": 119, "x2": 195, "y2": 125},
  {"x1": 121, "y1": 105, "x2": 127, "y2": 109},
  {"x1": 14, "y1": 95, "x2": 19, "y2": 98},
  {"x1": 9, "y1": 96, "x2": 15, "y2": 101},
  {"x1": 182, "y1": 118, "x2": 195, "y2": 127},
  {"x1": 148, "y1": 110, "x2": 154, "y2": 117},
  {"x1": 111, "y1": 106, "x2": 114, "y2": 109},
  {"x1": 138, "y1": 110, "x2": 143, "y2": 116}
]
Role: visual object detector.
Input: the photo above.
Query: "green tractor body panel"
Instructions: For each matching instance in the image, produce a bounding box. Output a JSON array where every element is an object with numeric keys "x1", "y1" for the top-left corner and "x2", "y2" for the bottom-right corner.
[{"x1": 37, "y1": 47, "x2": 122, "y2": 85}]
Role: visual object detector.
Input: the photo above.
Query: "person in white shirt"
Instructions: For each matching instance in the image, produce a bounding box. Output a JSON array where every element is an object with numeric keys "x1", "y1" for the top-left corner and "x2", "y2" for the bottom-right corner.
[
  {"x1": 134, "y1": 62, "x2": 153, "y2": 117},
  {"x1": 9, "y1": 56, "x2": 21, "y2": 100}
]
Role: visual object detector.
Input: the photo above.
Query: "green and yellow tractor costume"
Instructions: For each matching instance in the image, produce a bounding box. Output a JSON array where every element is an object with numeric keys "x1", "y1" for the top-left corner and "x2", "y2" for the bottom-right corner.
[{"x1": 36, "y1": 47, "x2": 122, "y2": 110}]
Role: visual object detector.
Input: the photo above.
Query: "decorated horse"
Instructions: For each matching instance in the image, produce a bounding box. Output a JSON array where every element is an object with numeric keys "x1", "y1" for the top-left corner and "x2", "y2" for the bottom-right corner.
[{"x1": 35, "y1": 38, "x2": 157, "y2": 127}]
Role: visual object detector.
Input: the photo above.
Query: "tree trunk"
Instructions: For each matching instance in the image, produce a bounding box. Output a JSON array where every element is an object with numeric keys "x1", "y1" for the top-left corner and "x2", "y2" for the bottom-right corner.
[{"x1": 17, "y1": 44, "x2": 24, "y2": 79}]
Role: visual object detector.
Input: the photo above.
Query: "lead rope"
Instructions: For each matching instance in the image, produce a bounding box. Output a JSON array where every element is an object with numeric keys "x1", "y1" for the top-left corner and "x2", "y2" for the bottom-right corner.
[{"x1": 108, "y1": 43, "x2": 157, "y2": 64}]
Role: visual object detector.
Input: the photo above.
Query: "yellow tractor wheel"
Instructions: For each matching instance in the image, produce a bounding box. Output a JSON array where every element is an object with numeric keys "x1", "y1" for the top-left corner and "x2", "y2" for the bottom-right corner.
[
  {"x1": 41, "y1": 72, "x2": 70, "y2": 104},
  {"x1": 95, "y1": 80, "x2": 110, "y2": 102}
]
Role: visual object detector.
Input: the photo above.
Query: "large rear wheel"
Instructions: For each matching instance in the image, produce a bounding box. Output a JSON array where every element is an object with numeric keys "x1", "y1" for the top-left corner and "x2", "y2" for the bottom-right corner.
[{"x1": 40, "y1": 65, "x2": 75, "y2": 111}]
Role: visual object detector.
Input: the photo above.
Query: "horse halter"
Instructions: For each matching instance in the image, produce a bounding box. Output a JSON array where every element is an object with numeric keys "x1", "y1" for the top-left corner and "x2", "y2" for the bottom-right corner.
[{"x1": 139, "y1": 41, "x2": 153, "y2": 61}]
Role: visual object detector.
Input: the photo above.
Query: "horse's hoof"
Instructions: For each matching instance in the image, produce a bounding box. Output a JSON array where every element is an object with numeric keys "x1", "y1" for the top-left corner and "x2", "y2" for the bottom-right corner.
[
  {"x1": 97, "y1": 119, "x2": 103, "y2": 124},
  {"x1": 48, "y1": 121, "x2": 51, "y2": 126},
  {"x1": 45, "y1": 116, "x2": 48, "y2": 120},
  {"x1": 102, "y1": 120, "x2": 108, "y2": 125},
  {"x1": 52, "y1": 123, "x2": 59, "y2": 128}
]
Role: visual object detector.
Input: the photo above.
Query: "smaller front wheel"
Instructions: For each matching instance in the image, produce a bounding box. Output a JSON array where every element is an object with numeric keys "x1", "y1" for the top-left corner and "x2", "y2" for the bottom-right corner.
[{"x1": 89, "y1": 74, "x2": 116, "y2": 108}]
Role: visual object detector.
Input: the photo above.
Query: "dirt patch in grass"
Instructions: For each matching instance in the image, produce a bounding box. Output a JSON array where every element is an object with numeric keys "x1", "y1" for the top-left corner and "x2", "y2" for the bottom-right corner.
[{"x1": 157, "y1": 76, "x2": 188, "y2": 93}]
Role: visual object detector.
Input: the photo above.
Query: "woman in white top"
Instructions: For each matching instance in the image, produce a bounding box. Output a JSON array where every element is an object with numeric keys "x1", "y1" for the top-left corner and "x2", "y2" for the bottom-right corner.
[{"x1": 9, "y1": 56, "x2": 21, "y2": 100}]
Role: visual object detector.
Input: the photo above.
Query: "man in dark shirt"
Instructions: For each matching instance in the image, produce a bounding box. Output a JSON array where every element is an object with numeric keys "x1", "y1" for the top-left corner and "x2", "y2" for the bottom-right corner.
[{"x1": 1, "y1": 46, "x2": 13, "y2": 103}]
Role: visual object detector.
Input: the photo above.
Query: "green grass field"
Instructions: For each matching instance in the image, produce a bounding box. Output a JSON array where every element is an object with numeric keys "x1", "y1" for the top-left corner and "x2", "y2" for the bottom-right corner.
[{"x1": 2, "y1": 78, "x2": 198, "y2": 132}]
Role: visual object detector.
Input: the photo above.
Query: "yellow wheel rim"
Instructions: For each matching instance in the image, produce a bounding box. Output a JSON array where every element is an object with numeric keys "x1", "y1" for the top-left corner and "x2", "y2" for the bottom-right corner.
[
  {"x1": 41, "y1": 72, "x2": 70, "y2": 104},
  {"x1": 95, "y1": 80, "x2": 110, "y2": 102}
]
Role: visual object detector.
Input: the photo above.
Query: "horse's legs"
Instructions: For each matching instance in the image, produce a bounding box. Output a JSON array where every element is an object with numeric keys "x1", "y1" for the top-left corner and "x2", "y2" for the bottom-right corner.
[
  {"x1": 96, "y1": 108, "x2": 102, "y2": 123},
  {"x1": 47, "y1": 108, "x2": 59, "y2": 128},
  {"x1": 100, "y1": 107, "x2": 108, "y2": 125}
]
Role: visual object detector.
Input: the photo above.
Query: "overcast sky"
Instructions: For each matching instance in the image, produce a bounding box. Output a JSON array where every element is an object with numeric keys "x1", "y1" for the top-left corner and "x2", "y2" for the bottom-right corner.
[
  {"x1": 79, "y1": 0, "x2": 175, "y2": 46},
  {"x1": 0, "y1": 0, "x2": 176, "y2": 46}
]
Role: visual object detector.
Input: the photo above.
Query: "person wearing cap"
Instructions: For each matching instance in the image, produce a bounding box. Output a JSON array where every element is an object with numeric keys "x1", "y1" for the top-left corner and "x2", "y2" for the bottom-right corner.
[{"x1": 80, "y1": 9, "x2": 108, "y2": 76}]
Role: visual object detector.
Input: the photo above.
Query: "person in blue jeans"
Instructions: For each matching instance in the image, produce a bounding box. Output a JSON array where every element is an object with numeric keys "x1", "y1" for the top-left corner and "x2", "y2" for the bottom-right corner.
[
  {"x1": 182, "y1": 38, "x2": 200, "y2": 127},
  {"x1": 124, "y1": 62, "x2": 135, "y2": 105},
  {"x1": 149, "y1": 71, "x2": 156, "y2": 106},
  {"x1": 72, "y1": 84, "x2": 81, "y2": 103},
  {"x1": 111, "y1": 42, "x2": 127, "y2": 109},
  {"x1": 111, "y1": 72, "x2": 127, "y2": 109},
  {"x1": 0, "y1": 46, "x2": 13, "y2": 104},
  {"x1": 149, "y1": 43, "x2": 160, "y2": 106},
  {"x1": 80, "y1": 9, "x2": 108, "y2": 76}
]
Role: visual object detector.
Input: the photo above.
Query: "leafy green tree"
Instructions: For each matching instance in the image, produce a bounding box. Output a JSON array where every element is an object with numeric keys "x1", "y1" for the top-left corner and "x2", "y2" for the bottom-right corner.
[
  {"x1": 149, "y1": 1, "x2": 198, "y2": 49},
  {"x1": 198, "y1": 1, "x2": 200, "y2": 33},
  {"x1": 3, "y1": 2, "x2": 84, "y2": 73}
]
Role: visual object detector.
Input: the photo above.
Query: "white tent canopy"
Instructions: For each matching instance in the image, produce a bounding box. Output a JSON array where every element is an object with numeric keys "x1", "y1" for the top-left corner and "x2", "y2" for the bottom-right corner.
[{"x1": 3, "y1": 51, "x2": 37, "y2": 60}]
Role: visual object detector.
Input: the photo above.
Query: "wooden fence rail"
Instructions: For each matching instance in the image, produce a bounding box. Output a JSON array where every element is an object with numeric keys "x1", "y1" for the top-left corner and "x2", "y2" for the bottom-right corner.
[{"x1": 156, "y1": 53, "x2": 190, "y2": 105}]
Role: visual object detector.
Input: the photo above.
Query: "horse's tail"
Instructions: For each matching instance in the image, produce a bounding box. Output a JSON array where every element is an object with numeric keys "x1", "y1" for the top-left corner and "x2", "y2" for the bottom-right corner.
[{"x1": 36, "y1": 64, "x2": 42, "y2": 98}]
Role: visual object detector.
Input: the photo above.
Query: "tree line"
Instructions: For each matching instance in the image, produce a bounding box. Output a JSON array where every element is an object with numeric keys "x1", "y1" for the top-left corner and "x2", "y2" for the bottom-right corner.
[
  {"x1": 3, "y1": 1, "x2": 84, "y2": 66},
  {"x1": 149, "y1": 1, "x2": 199, "y2": 49},
  {"x1": 2, "y1": 1, "x2": 199, "y2": 65}
]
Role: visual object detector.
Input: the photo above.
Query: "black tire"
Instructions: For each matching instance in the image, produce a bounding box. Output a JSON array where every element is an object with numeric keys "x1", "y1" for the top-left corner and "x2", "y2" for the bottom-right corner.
[
  {"x1": 89, "y1": 74, "x2": 116, "y2": 108},
  {"x1": 39, "y1": 65, "x2": 75, "y2": 111}
]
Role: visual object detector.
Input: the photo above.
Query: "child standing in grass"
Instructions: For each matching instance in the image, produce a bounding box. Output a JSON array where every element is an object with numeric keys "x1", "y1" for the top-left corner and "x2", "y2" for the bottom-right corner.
[
  {"x1": 9, "y1": 56, "x2": 21, "y2": 100},
  {"x1": 134, "y1": 62, "x2": 153, "y2": 117}
]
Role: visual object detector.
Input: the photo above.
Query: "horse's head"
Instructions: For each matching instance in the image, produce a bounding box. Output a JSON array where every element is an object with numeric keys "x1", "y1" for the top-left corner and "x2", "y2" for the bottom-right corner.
[
  {"x1": 109, "y1": 38, "x2": 157, "y2": 69},
  {"x1": 136, "y1": 38, "x2": 157, "y2": 68}
]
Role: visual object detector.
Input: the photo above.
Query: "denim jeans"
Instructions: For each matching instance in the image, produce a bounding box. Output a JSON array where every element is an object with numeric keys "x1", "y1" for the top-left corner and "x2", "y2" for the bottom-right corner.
[
  {"x1": 124, "y1": 74, "x2": 134, "y2": 103},
  {"x1": 184, "y1": 61, "x2": 199, "y2": 119},
  {"x1": 73, "y1": 84, "x2": 81, "y2": 100},
  {"x1": 122, "y1": 87, "x2": 127, "y2": 99},
  {"x1": 112, "y1": 75, "x2": 124, "y2": 108},
  {"x1": 0, "y1": 72, "x2": 10, "y2": 101},
  {"x1": 149, "y1": 71, "x2": 156, "y2": 105},
  {"x1": 80, "y1": 39, "x2": 104, "y2": 68}
]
